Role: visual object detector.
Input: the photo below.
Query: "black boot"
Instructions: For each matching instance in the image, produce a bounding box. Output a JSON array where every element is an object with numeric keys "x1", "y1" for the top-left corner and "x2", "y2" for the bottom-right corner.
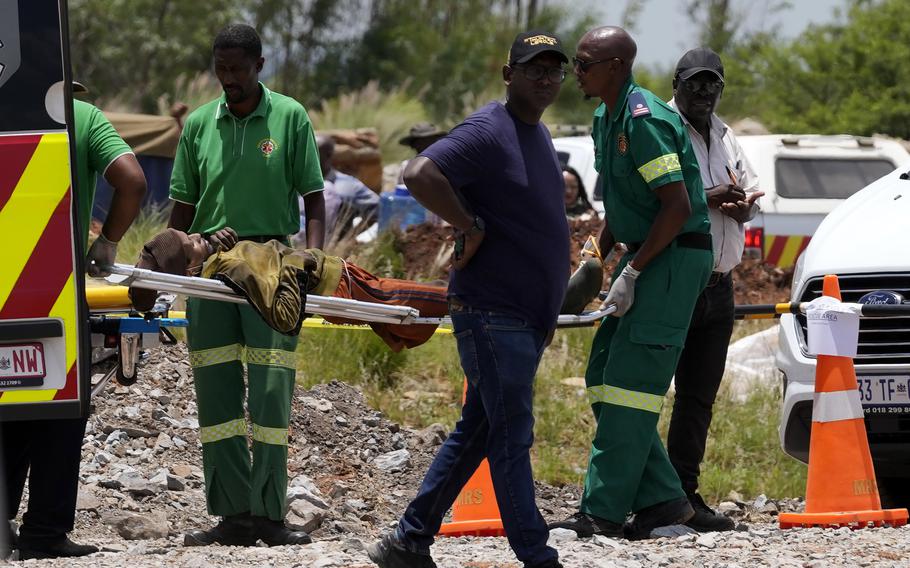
[
  {"x1": 184, "y1": 513, "x2": 256, "y2": 547},
  {"x1": 624, "y1": 497, "x2": 695, "y2": 540},
  {"x1": 685, "y1": 493, "x2": 735, "y2": 532},
  {"x1": 366, "y1": 532, "x2": 437, "y2": 568},
  {"x1": 547, "y1": 512, "x2": 624, "y2": 538},
  {"x1": 254, "y1": 516, "x2": 311, "y2": 546},
  {"x1": 17, "y1": 536, "x2": 98, "y2": 560}
]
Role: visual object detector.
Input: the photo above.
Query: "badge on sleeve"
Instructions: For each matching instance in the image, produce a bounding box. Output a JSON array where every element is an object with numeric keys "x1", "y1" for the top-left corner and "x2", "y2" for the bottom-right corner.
[{"x1": 627, "y1": 91, "x2": 651, "y2": 118}]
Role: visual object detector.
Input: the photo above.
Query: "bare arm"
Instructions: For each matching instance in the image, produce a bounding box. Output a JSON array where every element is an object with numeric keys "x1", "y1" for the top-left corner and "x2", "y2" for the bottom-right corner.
[
  {"x1": 404, "y1": 157, "x2": 483, "y2": 269},
  {"x1": 403, "y1": 157, "x2": 473, "y2": 231},
  {"x1": 100, "y1": 154, "x2": 146, "y2": 241},
  {"x1": 629, "y1": 181, "x2": 692, "y2": 271},
  {"x1": 168, "y1": 201, "x2": 196, "y2": 232},
  {"x1": 596, "y1": 216, "x2": 616, "y2": 262},
  {"x1": 303, "y1": 191, "x2": 325, "y2": 250}
]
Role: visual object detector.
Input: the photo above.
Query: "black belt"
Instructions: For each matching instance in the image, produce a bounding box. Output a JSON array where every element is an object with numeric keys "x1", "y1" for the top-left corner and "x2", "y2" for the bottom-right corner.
[
  {"x1": 626, "y1": 232, "x2": 712, "y2": 254},
  {"x1": 706, "y1": 270, "x2": 731, "y2": 287},
  {"x1": 239, "y1": 234, "x2": 288, "y2": 244}
]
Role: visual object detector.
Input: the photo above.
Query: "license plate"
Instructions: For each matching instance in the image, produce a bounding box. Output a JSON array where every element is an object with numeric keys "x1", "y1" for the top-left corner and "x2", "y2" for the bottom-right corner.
[
  {"x1": 857, "y1": 375, "x2": 910, "y2": 414},
  {"x1": 0, "y1": 342, "x2": 46, "y2": 388}
]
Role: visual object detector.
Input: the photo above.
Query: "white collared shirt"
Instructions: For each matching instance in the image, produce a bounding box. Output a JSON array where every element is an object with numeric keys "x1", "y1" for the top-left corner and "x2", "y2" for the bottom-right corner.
[{"x1": 668, "y1": 98, "x2": 760, "y2": 273}]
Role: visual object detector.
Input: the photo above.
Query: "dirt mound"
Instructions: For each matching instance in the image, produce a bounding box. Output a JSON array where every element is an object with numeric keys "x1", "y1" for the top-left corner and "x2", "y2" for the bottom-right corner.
[
  {"x1": 733, "y1": 259, "x2": 793, "y2": 305},
  {"x1": 397, "y1": 219, "x2": 792, "y2": 306}
]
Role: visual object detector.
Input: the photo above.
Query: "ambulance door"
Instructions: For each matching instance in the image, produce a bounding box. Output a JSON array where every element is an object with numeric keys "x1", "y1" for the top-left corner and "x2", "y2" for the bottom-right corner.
[{"x1": 0, "y1": 0, "x2": 90, "y2": 421}]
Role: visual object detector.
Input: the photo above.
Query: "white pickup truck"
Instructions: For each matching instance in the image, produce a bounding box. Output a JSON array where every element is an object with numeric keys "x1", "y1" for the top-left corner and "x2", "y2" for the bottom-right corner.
[
  {"x1": 553, "y1": 133, "x2": 910, "y2": 267},
  {"x1": 777, "y1": 162, "x2": 910, "y2": 507}
]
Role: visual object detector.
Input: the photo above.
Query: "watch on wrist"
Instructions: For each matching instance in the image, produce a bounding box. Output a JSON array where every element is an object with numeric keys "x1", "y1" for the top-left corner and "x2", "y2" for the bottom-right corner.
[{"x1": 466, "y1": 215, "x2": 485, "y2": 235}]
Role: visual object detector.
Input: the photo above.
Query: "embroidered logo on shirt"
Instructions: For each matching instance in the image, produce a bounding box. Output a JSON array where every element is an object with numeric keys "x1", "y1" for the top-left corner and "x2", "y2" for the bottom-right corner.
[
  {"x1": 258, "y1": 138, "x2": 279, "y2": 158},
  {"x1": 617, "y1": 133, "x2": 628, "y2": 155}
]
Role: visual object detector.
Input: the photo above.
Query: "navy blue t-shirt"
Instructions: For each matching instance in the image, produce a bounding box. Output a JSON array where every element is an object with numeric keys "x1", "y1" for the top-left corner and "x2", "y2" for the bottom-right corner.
[{"x1": 421, "y1": 102, "x2": 570, "y2": 332}]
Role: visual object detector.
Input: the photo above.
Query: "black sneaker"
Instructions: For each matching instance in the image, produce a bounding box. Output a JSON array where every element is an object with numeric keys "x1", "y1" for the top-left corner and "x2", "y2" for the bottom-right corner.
[
  {"x1": 624, "y1": 497, "x2": 695, "y2": 541},
  {"x1": 547, "y1": 512, "x2": 624, "y2": 538},
  {"x1": 254, "y1": 516, "x2": 312, "y2": 546},
  {"x1": 366, "y1": 532, "x2": 436, "y2": 568},
  {"x1": 17, "y1": 536, "x2": 98, "y2": 560},
  {"x1": 685, "y1": 493, "x2": 735, "y2": 532},
  {"x1": 184, "y1": 513, "x2": 257, "y2": 547}
]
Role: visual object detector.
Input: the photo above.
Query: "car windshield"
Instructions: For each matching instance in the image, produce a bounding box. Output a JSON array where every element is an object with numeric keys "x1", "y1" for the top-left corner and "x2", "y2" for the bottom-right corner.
[{"x1": 775, "y1": 157, "x2": 895, "y2": 199}]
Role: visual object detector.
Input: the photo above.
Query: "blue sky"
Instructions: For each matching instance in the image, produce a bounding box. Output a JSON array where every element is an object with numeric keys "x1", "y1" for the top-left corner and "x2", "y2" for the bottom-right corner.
[{"x1": 557, "y1": 0, "x2": 847, "y2": 67}]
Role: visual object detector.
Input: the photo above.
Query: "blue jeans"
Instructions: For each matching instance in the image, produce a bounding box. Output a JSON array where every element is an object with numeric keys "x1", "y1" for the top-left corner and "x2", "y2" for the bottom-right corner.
[{"x1": 397, "y1": 305, "x2": 558, "y2": 566}]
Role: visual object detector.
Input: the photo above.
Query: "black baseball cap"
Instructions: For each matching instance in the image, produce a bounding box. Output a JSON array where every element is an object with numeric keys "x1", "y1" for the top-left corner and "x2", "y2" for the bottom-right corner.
[
  {"x1": 675, "y1": 47, "x2": 724, "y2": 81},
  {"x1": 508, "y1": 30, "x2": 568, "y2": 65}
]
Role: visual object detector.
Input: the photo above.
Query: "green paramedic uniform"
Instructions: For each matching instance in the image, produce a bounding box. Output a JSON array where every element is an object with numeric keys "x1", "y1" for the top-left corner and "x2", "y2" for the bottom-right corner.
[
  {"x1": 169, "y1": 83, "x2": 324, "y2": 521},
  {"x1": 580, "y1": 76, "x2": 713, "y2": 523},
  {"x1": 73, "y1": 99, "x2": 134, "y2": 246}
]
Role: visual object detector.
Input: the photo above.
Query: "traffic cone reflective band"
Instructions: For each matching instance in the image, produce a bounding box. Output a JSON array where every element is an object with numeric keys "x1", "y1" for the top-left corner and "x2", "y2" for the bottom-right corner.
[
  {"x1": 437, "y1": 379, "x2": 505, "y2": 537},
  {"x1": 779, "y1": 275, "x2": 908, "y2": 529}
]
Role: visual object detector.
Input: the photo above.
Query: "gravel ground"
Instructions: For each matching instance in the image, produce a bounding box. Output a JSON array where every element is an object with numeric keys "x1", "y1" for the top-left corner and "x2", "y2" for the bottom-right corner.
[{"x1": 4, "y1": 344, "x2": 908, "y2": 567}]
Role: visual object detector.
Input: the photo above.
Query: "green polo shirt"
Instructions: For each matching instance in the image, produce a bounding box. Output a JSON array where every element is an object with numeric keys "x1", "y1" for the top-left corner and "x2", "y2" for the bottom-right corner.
[
  {"x1": 592, "y1": 76, "x2": 710, "y2": 244},
  {"x1": 73, "y1": 99, "x2": 134, "y2": 246},
  {"x1": 169, "y1": 83, "x2": 324, "y2": 236}
]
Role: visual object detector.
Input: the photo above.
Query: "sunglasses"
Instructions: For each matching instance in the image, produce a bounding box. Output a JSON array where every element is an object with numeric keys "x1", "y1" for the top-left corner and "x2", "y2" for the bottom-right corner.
[
  {"x1": 572, "y1": 56, "x2": 623, "y2": 73},
  {"x1": 513, "y1": 63, "x2": 567, "y2": 83},
  {"x1": 681, "y1": 78, "x2": 724, "y2": 95}
]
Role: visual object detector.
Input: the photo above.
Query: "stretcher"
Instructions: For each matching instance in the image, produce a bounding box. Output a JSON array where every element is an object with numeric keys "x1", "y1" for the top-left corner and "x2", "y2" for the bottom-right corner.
[
  {"x1": 102, "y1": 263, "x2": 618, "y2": 326},
  {"x1": 84, "y1": 264, "x2": 617, "y2": 395}
]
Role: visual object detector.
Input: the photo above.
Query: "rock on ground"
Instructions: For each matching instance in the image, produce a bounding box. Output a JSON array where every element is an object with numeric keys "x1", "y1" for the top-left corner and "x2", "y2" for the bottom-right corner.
[{"x1": 6, "y1": 344, "x2": 906, "y2": 567}]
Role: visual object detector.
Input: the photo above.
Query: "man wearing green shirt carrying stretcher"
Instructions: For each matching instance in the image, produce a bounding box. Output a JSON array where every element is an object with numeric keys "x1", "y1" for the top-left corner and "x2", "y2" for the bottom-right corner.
[{"x1": 167, "y1": 24, "x2": 325, "y2": 547}]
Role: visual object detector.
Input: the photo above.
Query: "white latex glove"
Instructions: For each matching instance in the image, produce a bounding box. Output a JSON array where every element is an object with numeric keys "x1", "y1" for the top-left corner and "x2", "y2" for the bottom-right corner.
[
  {"x1": 86, "y1": 233, "x2": 118, "y2": 277},
  {"x1": 602, "y1": 263, "x2": 640, "y2": 317}
]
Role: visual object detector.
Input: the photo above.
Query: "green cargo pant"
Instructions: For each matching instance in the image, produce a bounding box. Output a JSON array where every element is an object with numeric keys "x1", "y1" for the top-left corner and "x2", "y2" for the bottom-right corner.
[
  {"x1": 580, "y1": 245, "x2": 712, "y2": 523},
  {"x1": 186, "y1": 297, "x2": 299, "y2": 521}
]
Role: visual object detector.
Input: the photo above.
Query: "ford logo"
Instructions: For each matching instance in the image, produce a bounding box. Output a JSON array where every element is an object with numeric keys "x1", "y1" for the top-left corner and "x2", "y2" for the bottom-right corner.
[{"x1": 858, "y1": 291, "x2": 904, "y2": 305}]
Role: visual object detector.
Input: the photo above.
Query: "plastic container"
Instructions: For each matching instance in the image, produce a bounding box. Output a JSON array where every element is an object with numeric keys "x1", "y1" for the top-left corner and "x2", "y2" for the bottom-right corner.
[{"x1": 378, "y1": 185, "x2": 427, "y2": 232}]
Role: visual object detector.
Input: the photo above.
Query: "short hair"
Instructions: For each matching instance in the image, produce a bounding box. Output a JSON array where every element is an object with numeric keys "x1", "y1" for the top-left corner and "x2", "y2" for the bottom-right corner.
[{"x1": 213, "y1": 24, "x2": 262, "y2": 59}]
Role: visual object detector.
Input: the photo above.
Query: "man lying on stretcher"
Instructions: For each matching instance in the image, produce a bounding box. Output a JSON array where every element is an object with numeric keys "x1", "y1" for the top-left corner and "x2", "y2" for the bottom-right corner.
[
  {"x1": 128, "y1": 227, "x2": 449, "y2": 351},
  {"x1": 128, "y1": 227, "x2": 604, "y2": 350}
]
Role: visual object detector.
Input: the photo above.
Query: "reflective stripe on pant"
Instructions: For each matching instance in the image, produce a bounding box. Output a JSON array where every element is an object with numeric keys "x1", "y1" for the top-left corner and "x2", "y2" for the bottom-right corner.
[
  {"x1": 187, "y1": 297, "x2": 298, "y2": 521},
  {"x1": 580, "y1": 246, "x2": 712, "y2": 523}
]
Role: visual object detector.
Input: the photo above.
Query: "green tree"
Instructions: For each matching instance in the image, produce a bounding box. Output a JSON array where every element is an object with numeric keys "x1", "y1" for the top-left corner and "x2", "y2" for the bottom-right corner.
[
  {"x1": 336, "y1": 0, "x2": 582, "y2": 122},
  {"x1": 69, "y1": 0, "x2": 242, "y2": 113},
  {"x1": 748, "y1": 0, "x2": 910, "y2": 137}
]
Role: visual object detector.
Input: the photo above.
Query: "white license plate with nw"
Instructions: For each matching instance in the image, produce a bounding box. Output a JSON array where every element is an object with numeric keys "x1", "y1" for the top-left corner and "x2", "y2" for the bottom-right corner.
[
  {"x1": 0, "y1": 342, "x2": 47, "y2": 388},
  {"x1": 857, "y1": 375, "x2": 910, "y2": 413}
]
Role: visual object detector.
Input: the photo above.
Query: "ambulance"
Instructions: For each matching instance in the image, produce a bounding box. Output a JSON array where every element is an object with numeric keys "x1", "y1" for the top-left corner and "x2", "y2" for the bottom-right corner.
[
  {"x1": 0, "y1": 0, "x2": 91, "y2": 421},
  {"x1": 739, "y1": 134, "x2": 910, "y2": 267}
]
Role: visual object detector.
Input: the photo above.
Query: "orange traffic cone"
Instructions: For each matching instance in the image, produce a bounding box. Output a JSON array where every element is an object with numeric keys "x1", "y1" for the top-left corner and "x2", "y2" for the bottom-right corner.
[
  {"x1": 437, "y1": 379, "x2": 506, "y2": 537},
  {"x1": 779, "y1": 275, "x2": 909, "y2": 529}
]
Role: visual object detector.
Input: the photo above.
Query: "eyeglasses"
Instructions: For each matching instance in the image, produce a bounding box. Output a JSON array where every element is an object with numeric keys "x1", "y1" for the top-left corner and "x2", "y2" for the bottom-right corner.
[
  {"x1": 572, "y1": 56, "x2": 622, "y2": 73},
  {"x1": 513, "y1": 63, "x2": 567, "y2": 83},
  {"x1": 681, "y1": 78, "x2": 724, "y2": 95}
]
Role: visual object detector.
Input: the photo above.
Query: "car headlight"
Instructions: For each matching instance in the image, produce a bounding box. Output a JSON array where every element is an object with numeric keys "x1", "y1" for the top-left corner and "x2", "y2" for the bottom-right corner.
[{"x1": 790, "y1": 252, "x2": 806, "y2": 302}]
